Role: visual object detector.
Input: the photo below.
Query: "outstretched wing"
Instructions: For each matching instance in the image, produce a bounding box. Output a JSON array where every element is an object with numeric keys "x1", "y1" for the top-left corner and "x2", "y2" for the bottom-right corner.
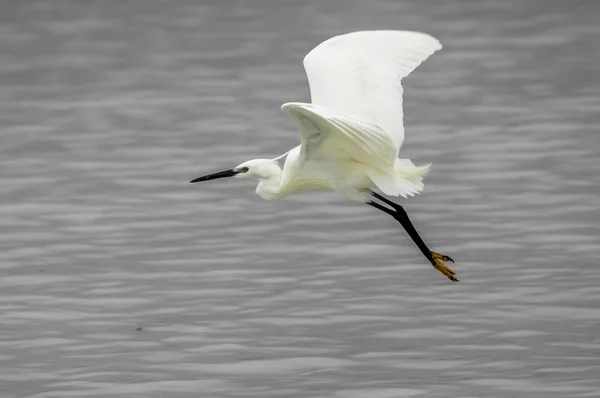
[
  {"x1": 302, "y1": 30, "x2": 441, "y2": 151},
  {"x1": 281, "y1": 102, "x2": 397, "y2": 171}
]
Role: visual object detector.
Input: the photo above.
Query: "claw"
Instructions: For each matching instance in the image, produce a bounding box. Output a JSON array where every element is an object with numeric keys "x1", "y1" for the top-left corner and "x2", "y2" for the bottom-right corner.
[
  {"x1": 439, "y1": 254, "x2": 454, "y2": 263},
  {"x1": 430, "y1": 252, "x2": 458, "y2": 282}
]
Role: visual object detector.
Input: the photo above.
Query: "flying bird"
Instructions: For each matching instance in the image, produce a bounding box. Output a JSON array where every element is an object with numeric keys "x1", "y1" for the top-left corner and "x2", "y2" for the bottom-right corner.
[{"x1": 191, "y1": 30, "x2": 457, "y2": 281}]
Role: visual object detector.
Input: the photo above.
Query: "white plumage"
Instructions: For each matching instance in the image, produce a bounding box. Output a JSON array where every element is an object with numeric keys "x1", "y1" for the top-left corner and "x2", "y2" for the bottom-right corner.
[
  {"x1": 194, "y1": 30, "x2": 442, "y2": 200},
  {"x1": 298, "y1": 30, "x2": 441, "y2": 150},
  {"x1": 280, "y1": 30, "x2": 441, "y2": 200}
]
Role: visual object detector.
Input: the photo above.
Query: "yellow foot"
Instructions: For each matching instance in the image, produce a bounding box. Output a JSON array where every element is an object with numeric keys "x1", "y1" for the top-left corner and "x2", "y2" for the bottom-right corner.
[{"x1": 430, "y1": 252, "x2": 458, "y2": 282}]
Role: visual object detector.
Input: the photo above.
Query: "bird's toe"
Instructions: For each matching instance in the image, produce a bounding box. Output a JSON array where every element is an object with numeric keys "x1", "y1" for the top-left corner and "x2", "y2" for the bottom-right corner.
[{"x1": 430, "y1": 252, "x2": 458, "y2": 282}]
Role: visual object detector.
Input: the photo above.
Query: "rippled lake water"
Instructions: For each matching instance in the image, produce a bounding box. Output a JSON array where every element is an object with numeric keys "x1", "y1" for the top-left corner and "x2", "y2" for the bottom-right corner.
[{"x1": 1, "y1": 1, "x2": 599, "y2": 397}]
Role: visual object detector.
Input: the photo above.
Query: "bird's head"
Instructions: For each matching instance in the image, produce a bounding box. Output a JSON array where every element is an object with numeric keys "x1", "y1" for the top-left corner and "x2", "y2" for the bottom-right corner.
[{"x1": 190, "y1": 158, "x2": 281, "y2": 184}]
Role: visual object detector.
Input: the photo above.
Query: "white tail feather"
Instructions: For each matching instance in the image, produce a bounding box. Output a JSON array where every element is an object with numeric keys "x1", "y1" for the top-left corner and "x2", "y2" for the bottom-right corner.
[{"x1": 368, "y1": 159, "x2": 431, "y2": 198}]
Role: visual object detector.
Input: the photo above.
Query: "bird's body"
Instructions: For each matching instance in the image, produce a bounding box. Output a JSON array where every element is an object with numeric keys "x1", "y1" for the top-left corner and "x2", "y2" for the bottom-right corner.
[
  {"x1": 247, "y1": 145, "x2": 430, "y2": 201},
  {"x1": 192, "y1": 30, "x2": 459, "y2": 281}
]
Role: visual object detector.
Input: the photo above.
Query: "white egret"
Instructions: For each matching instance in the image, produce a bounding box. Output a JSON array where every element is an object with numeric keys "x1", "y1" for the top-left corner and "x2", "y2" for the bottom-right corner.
[{"x1": 191, "y1": 30, "x2": 457, "y2": 281}]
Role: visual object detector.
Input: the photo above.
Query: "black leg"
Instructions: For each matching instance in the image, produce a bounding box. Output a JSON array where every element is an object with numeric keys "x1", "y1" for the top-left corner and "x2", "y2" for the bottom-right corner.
[
  {"x1": 368, "y1": 192, "x2": 458, "y2": 282},
  {"x1": 368, "y1": 199, "x2": 428, "y2": 261}
]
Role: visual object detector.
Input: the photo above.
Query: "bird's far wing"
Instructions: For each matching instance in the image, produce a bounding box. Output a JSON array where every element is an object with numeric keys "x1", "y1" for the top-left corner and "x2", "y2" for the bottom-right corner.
[
  {"x1": 271, "y1": 150, "x2": 291, "y2": 162},
  {"x1": 281, "y1": 102, "x2": 397, "y2": 171},
  {"x1": 303, "y1": 30, "x2": 441, "y2": 151}
]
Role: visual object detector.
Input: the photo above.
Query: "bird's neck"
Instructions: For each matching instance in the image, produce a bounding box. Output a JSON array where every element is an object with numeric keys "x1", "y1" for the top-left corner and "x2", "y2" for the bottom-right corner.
[{"x1": 255, "y1": 168, "x2": 284, "y2": 200}]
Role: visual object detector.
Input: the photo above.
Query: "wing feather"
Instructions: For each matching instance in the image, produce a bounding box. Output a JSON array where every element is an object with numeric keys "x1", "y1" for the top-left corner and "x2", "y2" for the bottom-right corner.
[
  {"x1": 302, "y1": 30, "x2": 441, "y2": 151},
  {"x1": 281, "y1": 102, "x2": 397, "y2": 171}
]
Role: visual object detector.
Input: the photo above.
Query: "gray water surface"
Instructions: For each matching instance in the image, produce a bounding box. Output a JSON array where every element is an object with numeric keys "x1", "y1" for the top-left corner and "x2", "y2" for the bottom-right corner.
[{"x1": 1, "y1": 1, "x2": 600, "y2": 397}]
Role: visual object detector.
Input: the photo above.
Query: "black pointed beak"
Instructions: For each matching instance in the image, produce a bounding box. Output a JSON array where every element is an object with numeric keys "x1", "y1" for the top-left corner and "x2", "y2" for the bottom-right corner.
[{"x1": 190, "y1": 168, "x2": 239, "y2": 183}]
